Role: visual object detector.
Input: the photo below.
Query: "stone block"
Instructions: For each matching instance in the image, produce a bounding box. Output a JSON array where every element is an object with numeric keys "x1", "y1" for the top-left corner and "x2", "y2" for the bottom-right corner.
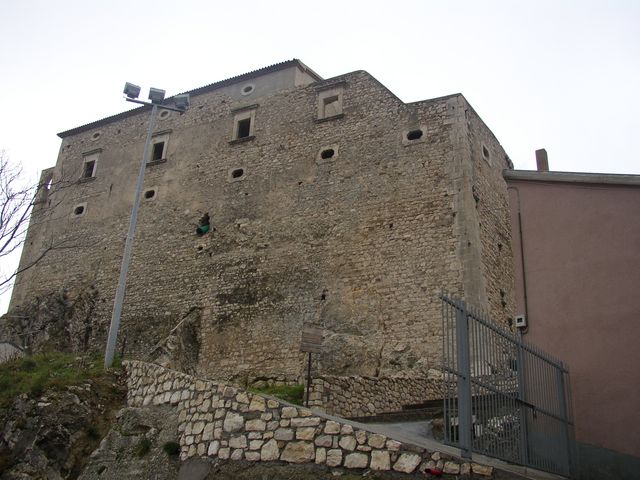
[
  {"x1": 245, "y1": 451, "x2": 260, "y2": 461},
  {"x1": 368, "y1": 433, "x2": 386, "y2": 449},
  {"x1": 229, "y1": 435, "x2": 247, "y2": 449},
  {"x1": 246, "y1": 419, "x2": 266, "y2": 431},
  {"x1": 315, "y1": 447, "x2": 326, "y2": 464},
  {"x1": 314, "y1": 435, "x2": 333, "y2": 447},
  {"x1": 280, "y1": 441, "x2": 315, "y2": 463},
  {"x1": 230, "y1": 448, "x2": 243, "y2": 461},
  {"x1": 472, "y1": 463, "x2": 494, "y2": 476},
  {"x1": 324, "y1": 421, "x2": 341, "y2": 434},
  {"x1": 296, "y1": 427, "x2": 316, "y2": 440},
  {"x1": 393, "y1": 453, "x2": 421, "y2": 473},
  {"x1": 281, "y1": 406, "x2": 298, "y2": 418},
  {"x1": 223, "y1": 412, "x2": 244, "y2": 432},
  {"x1": 338, "y1": 436, "x2": 356, "y2": 451},
  {"x1": 260, "y1": 439, "x2": 280, "y2": 461},
  {"x1": 274, "y1": 428, "x2": 294, "y2": 441},
  {"x1": 344, "y1": 452, "x2": 369, "y2": 469},
  {"x1": 326, "y1": 449, "x2": 343, "y2": 467},
  {"x1": 290, "y1": 417, "x2": 320, "y2": 427},
  {"x1": 444, "y1": 461, "x2": 460, "y2": 474},
  {"x1": 207, "y1": 440, "x2": 219, "y2": 456},
  {"x1": 370, "y1": 450, "x2": 390, "y2": 470},
  {"x1": 249, "y1": 395, "x2": 266, "y2": 412}
]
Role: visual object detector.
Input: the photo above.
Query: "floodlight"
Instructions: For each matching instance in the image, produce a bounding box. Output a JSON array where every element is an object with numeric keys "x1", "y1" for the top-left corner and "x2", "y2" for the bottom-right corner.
[
  {"x1": 123, "y1": 82, "x2": 141, "y2": 99},
  {"x1": 148, "y1": 87, "x2": 166, "y2": 104},
  {"x1": 174, "y1": 94, "x2": 190, "y2": 111}
]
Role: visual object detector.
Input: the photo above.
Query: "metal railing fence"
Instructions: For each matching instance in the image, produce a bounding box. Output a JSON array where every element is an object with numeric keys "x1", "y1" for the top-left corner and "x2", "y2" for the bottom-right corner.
[{"x1": 441, "y1": 294, "x2": 576, "y2": 477}]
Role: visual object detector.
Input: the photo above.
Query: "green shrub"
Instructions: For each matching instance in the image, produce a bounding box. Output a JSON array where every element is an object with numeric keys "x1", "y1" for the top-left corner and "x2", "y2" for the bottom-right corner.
[
  {"x1": 162, "y1": 441, "x2": 180, "y2": 456},
  {"x1": 135, "y1": 437, "x2": 152, "y2": 458}
]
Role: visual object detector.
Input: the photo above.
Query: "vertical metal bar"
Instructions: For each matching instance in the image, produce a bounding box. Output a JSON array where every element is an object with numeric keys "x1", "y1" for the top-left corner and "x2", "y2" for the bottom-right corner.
[
  {"x1": 557, "y1": 365, "x2": 572, "y2": 476},
  {"x1": 105, "y1": 104, "x2": 159, "y2": 368},
  {"x1": 305, "y1": 352, "x2": 312, "y2": 407},
  {"x1": 456, "y1": 300, "x2": 472, "y2": 458},
  {"x1": 516, "y1": 333, "x2": 529, "y2": 465}
]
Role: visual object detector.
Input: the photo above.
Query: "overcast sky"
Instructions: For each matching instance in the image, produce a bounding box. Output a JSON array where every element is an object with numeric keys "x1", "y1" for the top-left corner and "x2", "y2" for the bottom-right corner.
[{"x1": 0, "y1": 0, "x2": 638, "y2": 313}]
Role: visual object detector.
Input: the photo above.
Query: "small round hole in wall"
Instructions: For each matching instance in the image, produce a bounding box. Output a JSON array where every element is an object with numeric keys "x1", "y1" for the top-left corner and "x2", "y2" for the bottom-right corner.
[
  {"x1": 407, "y1": 129, "x2": 423, "y2": 141},
  {"x1": 232, "y1": 168, "x2": 244, "y2": 179},
  {"x1": 159, "y1": 110, "x2": 170, "y2": 119},
  {"x1": 92, "y1": 132, "x2": 101, "y2": 140},
  {"x1": 321, "y1": 148, "x2": 335, "y2": 160},
  {"x1": 241, "y1": 84, "x2": 255, "y2": 95},
  {"x1": 144, "y1": 189, "x2": 156, "y2": 199},
  {"x1": 74, "y1": 205, "x2": 85, "y2": 215}
]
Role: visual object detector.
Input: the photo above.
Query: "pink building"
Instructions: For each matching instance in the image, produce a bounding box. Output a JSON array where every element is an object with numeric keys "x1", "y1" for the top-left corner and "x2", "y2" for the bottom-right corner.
[{"x1": 505, "y1": 152, "x2": 640, "y2": 480}]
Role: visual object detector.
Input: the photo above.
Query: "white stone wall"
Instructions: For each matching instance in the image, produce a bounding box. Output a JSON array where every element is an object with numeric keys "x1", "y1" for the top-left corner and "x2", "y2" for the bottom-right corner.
[{"x1": 124, "y1": 360, "x2": 494, "y2": 476}]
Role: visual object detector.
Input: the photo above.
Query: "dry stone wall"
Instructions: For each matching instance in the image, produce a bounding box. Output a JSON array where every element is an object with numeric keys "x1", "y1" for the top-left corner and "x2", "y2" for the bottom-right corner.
[
  {"x1": 308, "y1": 374, "x2": 444, "y2": 418},
  {"x1": 124, "y1": 360, "x2": 494, "y2": 476}
]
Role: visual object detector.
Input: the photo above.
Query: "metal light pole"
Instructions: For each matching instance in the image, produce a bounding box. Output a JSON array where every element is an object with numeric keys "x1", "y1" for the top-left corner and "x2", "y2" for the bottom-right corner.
[{"x1": 104, "y1": 84, "x2": 189, "y2": 368}]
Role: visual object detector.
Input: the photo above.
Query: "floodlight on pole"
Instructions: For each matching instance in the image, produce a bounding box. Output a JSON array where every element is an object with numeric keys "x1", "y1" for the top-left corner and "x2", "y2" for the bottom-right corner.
[
  {"x1": 105, "y1": 83, "x2": 189, "y2": 369},
  {"x1": 148, "y1": 87, "x2": 166, "y2": 104},
  {"x1": 174, "y1": 94, "x2": 190, "y2": 110},
  {"x1": 123, "y1": 82, "x2": 141, "y2": 99}
]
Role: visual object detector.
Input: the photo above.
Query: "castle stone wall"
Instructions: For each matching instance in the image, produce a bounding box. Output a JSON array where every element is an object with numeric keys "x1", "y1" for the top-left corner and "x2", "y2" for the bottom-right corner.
[{"x1": 8, "y1": 63, "x2": 514, "y2": 386}]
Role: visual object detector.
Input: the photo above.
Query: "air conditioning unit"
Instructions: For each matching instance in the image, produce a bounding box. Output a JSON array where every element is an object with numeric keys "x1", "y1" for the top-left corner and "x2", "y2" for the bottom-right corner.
[{"x1": 514, "y1": 314, "x2": 527, "y2": 328}]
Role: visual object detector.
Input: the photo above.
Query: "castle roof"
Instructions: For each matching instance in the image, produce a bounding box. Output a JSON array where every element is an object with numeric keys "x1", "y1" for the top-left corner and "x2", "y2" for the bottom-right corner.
[{"x1": 57, "y1": 59, "x2": 322, "y2": 139}]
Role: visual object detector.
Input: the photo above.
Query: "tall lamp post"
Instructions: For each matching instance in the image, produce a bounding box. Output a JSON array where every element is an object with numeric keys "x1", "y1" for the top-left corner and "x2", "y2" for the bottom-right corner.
[{"x1": 104, "y1": 83, "x2": 190, "y2": 368}]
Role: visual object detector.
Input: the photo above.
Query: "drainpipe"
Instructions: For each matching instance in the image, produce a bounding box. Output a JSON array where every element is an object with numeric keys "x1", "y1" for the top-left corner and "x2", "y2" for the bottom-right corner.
[{"x1": 508, "y1": 186, "x2": 529, "y2": 328}]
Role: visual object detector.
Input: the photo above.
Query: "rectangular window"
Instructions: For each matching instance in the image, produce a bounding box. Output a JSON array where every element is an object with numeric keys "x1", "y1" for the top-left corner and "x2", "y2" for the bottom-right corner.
[
  {"x1": 147, "y1": 130, "x2": 171, "y2": 164},
  {"x1": 82, "y1": 160, "x2": 96, "y2": 178},
  {"x1": 236, "y1": 118, "x2": 251, "y2": 139},
  {"x1": 231, "y1": 107, "x2": 257, "y2": 142},
  {"x1": 317, "y1": 85, "x2": 344, "y2": 120},
  {"x1": 323, "y1": 96, "x2": 341, "y2": 117},
  {"x1": 152, "y1": 141, "x2": 165, "y2": 161},
  {"x1": 80, "y1": 151, "x2": 100, "y2": 180}
]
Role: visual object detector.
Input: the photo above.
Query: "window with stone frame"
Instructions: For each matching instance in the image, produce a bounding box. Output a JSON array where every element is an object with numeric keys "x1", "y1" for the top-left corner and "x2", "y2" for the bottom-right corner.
[
  {"x1": 81, "y1": 152, "x2": 99, "y2": 179},
  {"x1": 317, "y1": 86, "x2": 344, "y2": 120},
  {"x1": 231, "y1": 107, "x2": 257, "y2": 142}
]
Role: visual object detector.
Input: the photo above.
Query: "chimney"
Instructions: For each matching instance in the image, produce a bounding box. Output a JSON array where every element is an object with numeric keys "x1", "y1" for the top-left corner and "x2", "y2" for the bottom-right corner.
[{"x1": 535, "y1": 149, "x2": 549, "y2": 172}]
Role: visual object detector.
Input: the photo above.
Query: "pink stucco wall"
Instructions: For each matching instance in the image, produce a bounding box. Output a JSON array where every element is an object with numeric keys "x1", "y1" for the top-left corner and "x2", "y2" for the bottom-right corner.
[{"x1": 507, "y1": 175, "x2": 640, "y2": 458}]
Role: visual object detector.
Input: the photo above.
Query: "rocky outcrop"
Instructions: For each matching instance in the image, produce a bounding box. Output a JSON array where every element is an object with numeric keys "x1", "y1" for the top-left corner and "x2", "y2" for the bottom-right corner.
[{"x1": 0, "y1": 367, "x2": 125, "y2": 479}]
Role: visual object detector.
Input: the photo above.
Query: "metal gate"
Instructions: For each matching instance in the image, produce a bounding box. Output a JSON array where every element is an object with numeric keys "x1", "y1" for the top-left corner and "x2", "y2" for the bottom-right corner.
[{"x1": 441, "y1": 294, "x2": 576, "y2": 477}]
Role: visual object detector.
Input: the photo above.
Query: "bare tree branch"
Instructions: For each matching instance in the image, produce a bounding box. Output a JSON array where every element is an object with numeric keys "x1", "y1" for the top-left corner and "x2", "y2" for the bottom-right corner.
[{"x1": 0, "y1": 151, "x2": 90, "y2": 296}]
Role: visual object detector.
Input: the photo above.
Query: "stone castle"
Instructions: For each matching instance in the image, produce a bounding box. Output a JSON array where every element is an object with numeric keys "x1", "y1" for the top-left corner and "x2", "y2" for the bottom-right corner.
[{"x1": 8, "y1": 59, "x2": 515, "y2": 391}]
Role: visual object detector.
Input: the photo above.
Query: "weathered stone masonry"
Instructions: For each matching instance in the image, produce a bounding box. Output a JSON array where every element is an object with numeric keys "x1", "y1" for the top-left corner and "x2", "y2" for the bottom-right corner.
[
  {"x1": 120, "y1": 360, "x2": 494, "y2": 476},
  {"x1": 8, "y1": 60, "x2": 515, "y2": 391}
]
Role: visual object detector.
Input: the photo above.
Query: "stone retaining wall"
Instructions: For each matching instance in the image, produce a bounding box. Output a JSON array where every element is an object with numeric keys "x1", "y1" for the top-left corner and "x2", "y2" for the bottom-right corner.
[
  {"x1": 308, "y1": 375, "x2": 443, "y2": 418},
  {"x1": 124, "y1": 360, "x2": 493, "y2": 476}
]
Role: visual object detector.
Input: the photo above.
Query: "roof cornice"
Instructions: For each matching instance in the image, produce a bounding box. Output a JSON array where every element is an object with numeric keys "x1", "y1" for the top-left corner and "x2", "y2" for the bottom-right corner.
[
  {"x1": 504, "y1": 169, "x2": 640, "y2": 186},
  {"x1": 58, "y1": 59, "x2": 322, "y2": 138}
]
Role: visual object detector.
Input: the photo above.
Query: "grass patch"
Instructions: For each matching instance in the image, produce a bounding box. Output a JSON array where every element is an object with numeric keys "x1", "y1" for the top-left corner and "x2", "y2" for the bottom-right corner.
[
  {"x1": 0, "y1": 352, "x2": 117, "y2": 408},
  {"x1": 250, "y1": 384, "x2": 305, "y2": 406}
]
